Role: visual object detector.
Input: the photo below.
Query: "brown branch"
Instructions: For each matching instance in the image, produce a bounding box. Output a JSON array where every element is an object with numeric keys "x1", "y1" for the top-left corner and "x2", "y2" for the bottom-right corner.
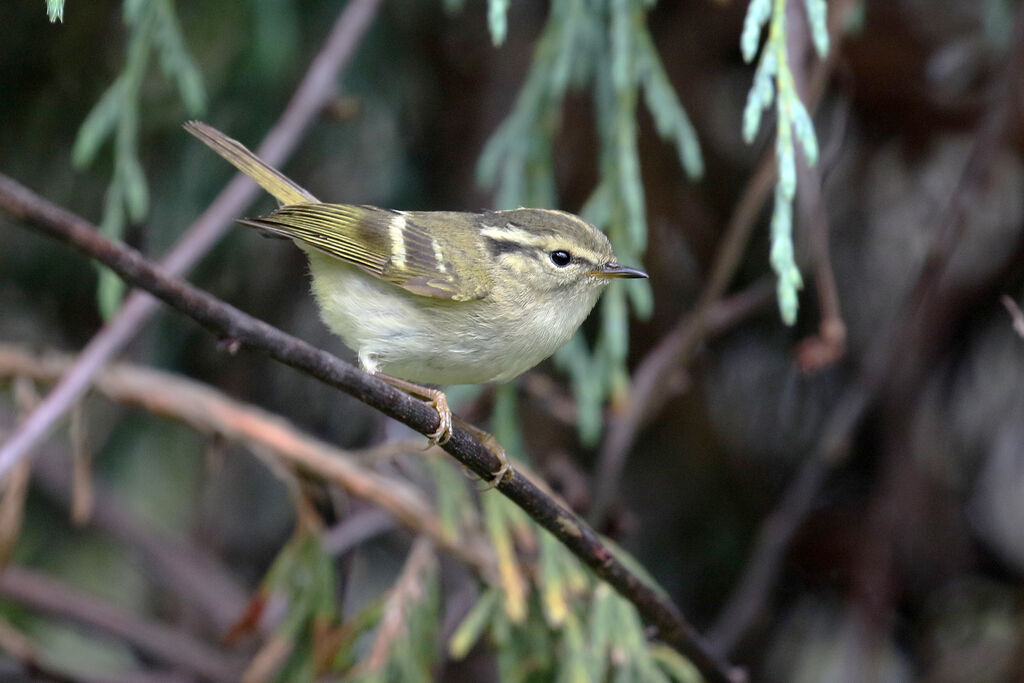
[
  {"x1": 0, "y1": 0, "x2": 384, "y2": 484},
  {"x1": 588, "y1": 0, "x2": 860, "y2": 529},
  {"x1": 796, "y1": 88, "x2": 850, "y2": 372},
  {"x1": 0, "y1": 565, "x2": 244, "y2": 682},
  {"x1": 795, "y1": 151, "x2": 847, "y2": 372},
  {"x1": 0, "y1": 175, "x2": 742, "y2": 683},
  {"x1": 0, "y1": 344, "x2": 494, "y2": 580}
]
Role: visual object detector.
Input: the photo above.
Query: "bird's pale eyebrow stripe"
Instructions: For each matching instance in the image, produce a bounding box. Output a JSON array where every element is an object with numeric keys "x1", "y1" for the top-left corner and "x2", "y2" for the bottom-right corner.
[
  {"x1": 479, "y1": 219, "x2": 609, "y2": 266},
  {"x1": 389, "y1": 212, "x2": 407, "y2": 268},
  {"x1": 480, "y1": 223, "x2": 551, "y2": 247}
]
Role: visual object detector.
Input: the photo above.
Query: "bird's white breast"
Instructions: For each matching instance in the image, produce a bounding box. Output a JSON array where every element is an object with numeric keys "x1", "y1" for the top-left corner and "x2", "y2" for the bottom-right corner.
[{"x1": 305, "y1": 251, "x2": 603, "y2": 385}]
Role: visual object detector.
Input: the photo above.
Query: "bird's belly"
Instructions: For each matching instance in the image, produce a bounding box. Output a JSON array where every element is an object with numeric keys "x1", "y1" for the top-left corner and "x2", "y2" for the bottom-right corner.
[{"x1": 305, "y1": 253, "x2": 589, "y2": 386}]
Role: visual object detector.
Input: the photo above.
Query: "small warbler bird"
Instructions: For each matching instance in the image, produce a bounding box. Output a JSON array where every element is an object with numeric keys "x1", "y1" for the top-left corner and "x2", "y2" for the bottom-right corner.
[{"x1": 185, "y1": 121, "x2": 646, "y2": 483}]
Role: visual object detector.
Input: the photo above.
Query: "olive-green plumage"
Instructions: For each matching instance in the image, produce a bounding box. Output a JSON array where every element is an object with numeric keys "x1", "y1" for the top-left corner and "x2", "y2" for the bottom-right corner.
[
  {"x1": 240, "y1": 204, "x2": 490, "y2": 301},
  {"x1": 184, "y1": 121, "x2": 646, "y2": 388}
]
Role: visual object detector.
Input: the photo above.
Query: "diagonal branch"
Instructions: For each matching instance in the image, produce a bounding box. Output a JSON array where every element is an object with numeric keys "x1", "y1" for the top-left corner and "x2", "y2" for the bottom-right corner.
[
  {"x1": 0, "y1": 173, "x2": 743, "y2": 683},
  {"x1": 0, "y1": 0, "x2": 383, "y2": 483},
  {"x1": 0, "y1": 343, "x2": 495, "y2": 580}
]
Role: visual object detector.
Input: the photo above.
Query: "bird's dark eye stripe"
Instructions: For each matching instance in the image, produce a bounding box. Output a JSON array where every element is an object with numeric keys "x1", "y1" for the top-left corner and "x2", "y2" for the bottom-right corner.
[
  {"x1": 550, "y1": 250, "x2": 571, "y2": 267},
  {"x1": 485, "y1": 236, "x2": 530, "y2": 258}
]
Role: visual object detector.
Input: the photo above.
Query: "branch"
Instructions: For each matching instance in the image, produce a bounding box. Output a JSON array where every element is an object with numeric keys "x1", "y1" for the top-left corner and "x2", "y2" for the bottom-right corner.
[
  {"x1": 0, "y1": 565, "x2": 244, "y2": 682},
  {"x1": 0, "y1": 343, "x2": 494, "y2": 579},
  {"x1": 0, "y1": 175, "x2": 742, "y2": 683},
  {"x1": 0, "y1": 0, "x2": 384, "y2": 484},
  {"x1": 796, "y1": 102, "x2": 849, "y2": 372}
]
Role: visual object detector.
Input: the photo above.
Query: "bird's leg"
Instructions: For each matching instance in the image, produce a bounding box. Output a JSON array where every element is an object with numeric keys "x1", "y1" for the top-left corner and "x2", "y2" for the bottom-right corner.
[
  {"x1": 367, "y1": 366, "x2": 512, "y2": 486},
  {"x1": 453, "y1": 416, "x2": 513, "y2": 489},
  {"x1": 372, "y1": 372, "x2": 453, "y2": 446}
]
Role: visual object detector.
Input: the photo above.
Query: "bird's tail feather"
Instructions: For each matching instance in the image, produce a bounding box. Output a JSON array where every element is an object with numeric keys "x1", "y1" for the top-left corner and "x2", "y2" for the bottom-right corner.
[{"x1": 183, "y1": 121, "x2": 318, "y2": 206}]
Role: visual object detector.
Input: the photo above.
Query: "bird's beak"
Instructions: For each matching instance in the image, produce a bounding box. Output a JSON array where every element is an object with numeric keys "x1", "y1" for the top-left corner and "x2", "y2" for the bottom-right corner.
[{"x1": 590, "y1": 262, "x2": 649, "y2": 279}]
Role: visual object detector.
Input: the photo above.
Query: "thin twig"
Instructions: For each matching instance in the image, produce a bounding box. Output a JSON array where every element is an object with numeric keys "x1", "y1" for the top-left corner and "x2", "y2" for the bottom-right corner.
[
  {"x1": 792, "y1": 4, "x2": 848, "y2": 373},
  {"x1": 0, "y1": 377, "x2": 37, "y2": 567},
  {"x1": 323, "y1": 508, "x2": 397, "y2": 557},
  {"x1": 0, "y1": 0, "x2": 384, "y2": 482},
  {"x1": 0, "y1": 456, "x2": 31, "y2": 567},
  {"x1": 0, "y1": 344, "x2": 494, "y2": 580},
  {"x1": 588, "y1": 0, "x2": 860, "y2": 529},
  {"x1": 69, "y1": 400, "x2": 93, "y2": 525},
  {"x1": 519, "y1": 373, "x2": 579, "y2": 427},
  {"x1": 361, "y1": 537, "x2": 437, "y2": 674},
  {"x1": 0, "y1": 565, "x2": 244, "y2": 682},
  {"x1": 796, "y1": 130, "x2": 848, "y2": 372},
  {"x1": 0, "y1": 177, "x2": 741, "y2": 683},
  {"x1": 240, "y1": 633, "x2": 293, "y2": 683},
  {"x1": 1001, "y1": 295, "x2": 1024, "y2": 339}
]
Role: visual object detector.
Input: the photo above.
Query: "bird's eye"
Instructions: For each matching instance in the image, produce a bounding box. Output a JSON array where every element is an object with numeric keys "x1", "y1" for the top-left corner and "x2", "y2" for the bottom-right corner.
[{"x1": 550, "y1": 250, "x2": 572, "y2": 267}]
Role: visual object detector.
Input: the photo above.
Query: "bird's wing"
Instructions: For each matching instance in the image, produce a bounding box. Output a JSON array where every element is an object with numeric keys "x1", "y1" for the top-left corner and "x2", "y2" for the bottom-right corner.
[{"x1": 240, "y1": 203, "x2": 490, "y2": 301}]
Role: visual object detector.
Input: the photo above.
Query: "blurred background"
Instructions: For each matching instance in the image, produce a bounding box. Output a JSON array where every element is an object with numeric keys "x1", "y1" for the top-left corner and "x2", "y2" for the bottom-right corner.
[{"x1": 2, "y1": 0, "x2": 1024, "y2": 681}]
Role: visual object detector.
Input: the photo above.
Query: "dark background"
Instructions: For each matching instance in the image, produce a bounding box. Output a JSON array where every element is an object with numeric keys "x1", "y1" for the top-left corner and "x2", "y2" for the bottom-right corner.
[{"x1": 2, "y1": 0, "x2": 1024, "y2": 681}]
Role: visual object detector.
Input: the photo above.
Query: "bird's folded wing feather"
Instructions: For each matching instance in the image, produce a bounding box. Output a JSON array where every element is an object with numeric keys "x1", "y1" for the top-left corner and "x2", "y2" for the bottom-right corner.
[{"x1": 239, "y1": 203, "x2": 490, "y2": 301}]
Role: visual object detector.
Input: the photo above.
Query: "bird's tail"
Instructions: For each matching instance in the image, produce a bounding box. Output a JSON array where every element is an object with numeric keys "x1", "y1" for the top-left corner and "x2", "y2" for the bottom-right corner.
[{"x1": 183, "y1": 121, "x2": 318, "y2": 206}]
